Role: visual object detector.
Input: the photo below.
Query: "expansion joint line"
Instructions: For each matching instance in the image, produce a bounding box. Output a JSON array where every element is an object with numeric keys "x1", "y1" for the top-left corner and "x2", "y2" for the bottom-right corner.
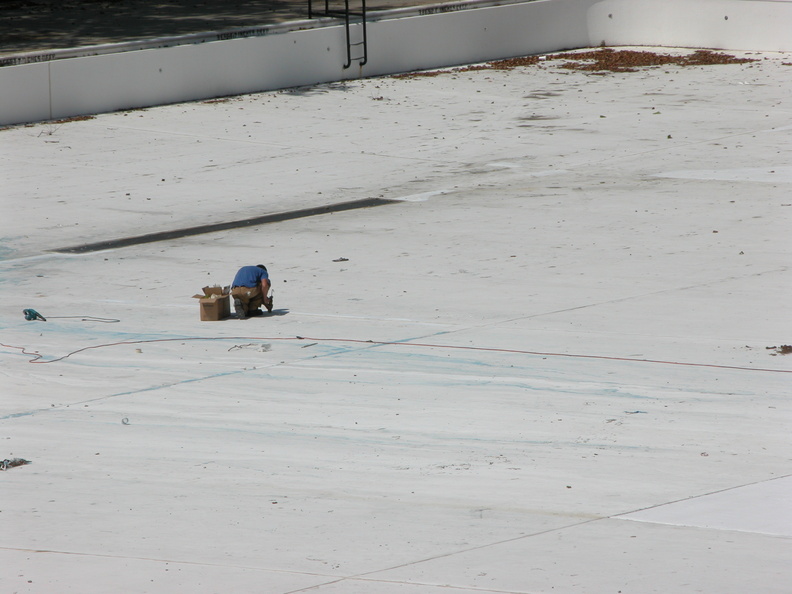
[
  {"x1": 294, "y1": 336, "x2": 791, "y2": 373},
  {"x1": 1, "y1": 336, "x2": 789, "y2": 373},
  {"x1": 285, "y1": 517, "x2": 602, "y2": 594}
]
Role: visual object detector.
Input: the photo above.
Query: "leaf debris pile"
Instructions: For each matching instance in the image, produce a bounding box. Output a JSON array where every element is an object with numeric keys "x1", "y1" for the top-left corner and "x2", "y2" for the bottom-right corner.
[
  {"x1": 552, "y1": 48, "x2": 757, "y2": 72},
  {"x1": 767, "y1": 345, "x2": 792, "y2": 356},
  {"x1": 395, "y1": 48, "x2": 756, "y2": 78}
]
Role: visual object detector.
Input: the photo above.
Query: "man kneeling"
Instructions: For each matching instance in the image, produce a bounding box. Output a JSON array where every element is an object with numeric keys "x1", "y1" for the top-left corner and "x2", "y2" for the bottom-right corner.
[{"x1": 230, "y1": 264, "x2": 273, "y2": 319}]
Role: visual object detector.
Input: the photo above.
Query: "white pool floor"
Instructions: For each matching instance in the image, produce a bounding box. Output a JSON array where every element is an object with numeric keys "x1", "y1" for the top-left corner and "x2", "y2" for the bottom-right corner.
[{"x1": 1, "y1": 47, "x2": 791, "y2": 593}]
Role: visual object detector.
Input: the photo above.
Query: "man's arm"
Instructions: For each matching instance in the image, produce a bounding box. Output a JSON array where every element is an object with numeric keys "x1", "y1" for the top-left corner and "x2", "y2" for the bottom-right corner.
[{"x1": 261, "y1": 278, "x2": 272, "y2": 311}]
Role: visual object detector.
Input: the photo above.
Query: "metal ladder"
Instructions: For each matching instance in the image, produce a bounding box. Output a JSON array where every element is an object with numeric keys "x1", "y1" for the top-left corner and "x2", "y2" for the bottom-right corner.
[{"x1": 308, "y1": 0, "x2": 368, "y2": 69}]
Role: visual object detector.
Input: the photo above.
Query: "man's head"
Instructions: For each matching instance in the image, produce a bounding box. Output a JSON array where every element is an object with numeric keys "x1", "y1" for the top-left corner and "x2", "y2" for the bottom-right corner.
[{"x1": 257, "y1": 264, "x2": 267, "y2": 272}]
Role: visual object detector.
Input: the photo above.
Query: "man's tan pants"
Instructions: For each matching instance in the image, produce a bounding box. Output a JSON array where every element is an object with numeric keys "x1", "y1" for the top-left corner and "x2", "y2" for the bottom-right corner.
[{"x1": 230, "y1": 285, "x2": 263, "y2": 314}]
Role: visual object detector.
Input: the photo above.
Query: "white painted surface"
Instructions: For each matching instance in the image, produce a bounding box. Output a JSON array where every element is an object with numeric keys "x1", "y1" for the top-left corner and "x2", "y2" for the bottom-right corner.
[
  {"x1": 620, "y1": 476, "x2": 792, "y2": 537},
  {"x1": 0, "y1": 62, "x2": 51, "y2": 124},
  {"x1": 362, "y1": 0, "x2": 592, "y2": 77},
  {"x1": 587, "y1": 0, "x2": 792, "y2": 50},
  {"x1": 653, "y1": 166, "x2": 792, "y2": 183},
  {"x1": 2, "y1": 0, "x2": 792, "y2": 126},
  {"x1": 48, "y1": 28, "x2": 349, "y2": 119},
  {"x1": 1, "y1": 48, "x2": 790, "y2": 593}
]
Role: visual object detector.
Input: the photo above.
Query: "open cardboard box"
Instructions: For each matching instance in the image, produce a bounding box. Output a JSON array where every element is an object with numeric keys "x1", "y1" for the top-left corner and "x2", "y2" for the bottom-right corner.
[{"x1": 193, "y1": 286, "x2": 230, "y2": 321}]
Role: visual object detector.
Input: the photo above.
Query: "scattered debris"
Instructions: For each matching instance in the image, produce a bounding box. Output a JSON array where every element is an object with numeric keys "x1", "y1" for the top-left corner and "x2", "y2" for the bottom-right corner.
[
  {"x1": 394, "y1": 56, "x2": 539, "y2": 78},
  {"x1": 1, "y1": 458, "x2": 31, "y2": 471},
  {"x1": 51, "y1": 115, "x2": 96, "y2": 124},
  {"x1": 228, "y1": 343, "x2": 272, "y2": 352},
  {"x1": 394, "y1": 48, "x2": 757, "y2": 79},
  {"x1": 549, "y1": 48, "x2": 756, "y2": 72},
  {"x1": 767, "y1": 345, "x2": 792, "y2": 355},
  {"x1": 122, "y1": 418, "x2": 130, "y2": 425},
  {"x1": 333, "y1": 257, "x2": 349, "y2": 262}
]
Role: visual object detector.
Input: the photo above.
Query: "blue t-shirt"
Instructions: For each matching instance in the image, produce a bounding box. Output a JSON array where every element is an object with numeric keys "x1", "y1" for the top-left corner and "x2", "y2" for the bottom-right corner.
[{"x1": 232, "y1": 266, "x2": 269, "y2": 288}]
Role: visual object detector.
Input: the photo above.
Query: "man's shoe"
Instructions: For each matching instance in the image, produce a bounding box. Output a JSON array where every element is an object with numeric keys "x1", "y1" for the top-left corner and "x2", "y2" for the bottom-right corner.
[
  {"x1": 233, "y1": 298, "x2": 247, "y2": 320},
  {"x1": 248, "y1": 309, "x2": 264, "y2": 317}
]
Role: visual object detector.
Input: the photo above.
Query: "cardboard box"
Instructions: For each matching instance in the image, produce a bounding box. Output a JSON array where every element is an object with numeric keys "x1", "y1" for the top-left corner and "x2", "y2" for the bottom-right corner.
[{"x1": 193, "y1": 286, "x2": 230, "y2": 321}]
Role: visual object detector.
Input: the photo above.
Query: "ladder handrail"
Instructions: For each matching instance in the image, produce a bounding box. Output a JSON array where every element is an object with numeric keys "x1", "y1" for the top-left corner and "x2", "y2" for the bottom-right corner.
[{"x1": 308, "y1": 0, "x2": 367, "y2": 68}]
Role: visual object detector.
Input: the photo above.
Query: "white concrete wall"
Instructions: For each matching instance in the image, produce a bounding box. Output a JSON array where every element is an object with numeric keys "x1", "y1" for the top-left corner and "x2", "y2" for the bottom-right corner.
[
  {"x1": 0, "y1": 62, "x2": 52, "y2": 124},
  {"x1": 361, "y1": 0, "x2": 594, "y2": 77},
  {"x1": 587, "y1": 0, "x2": 792, "y2": 50},
  {"x1": 1, "y1": 0, "x2": 790, "y2": 126},
  {"x1": 47, "y1": 27, "x2": 351, "y2": 120}
]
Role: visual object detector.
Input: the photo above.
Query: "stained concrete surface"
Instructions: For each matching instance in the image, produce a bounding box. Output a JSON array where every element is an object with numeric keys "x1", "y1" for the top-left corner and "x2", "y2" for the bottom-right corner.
[{"x1": 1, "y1": 47, "x2": 791, "y2": 593}]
